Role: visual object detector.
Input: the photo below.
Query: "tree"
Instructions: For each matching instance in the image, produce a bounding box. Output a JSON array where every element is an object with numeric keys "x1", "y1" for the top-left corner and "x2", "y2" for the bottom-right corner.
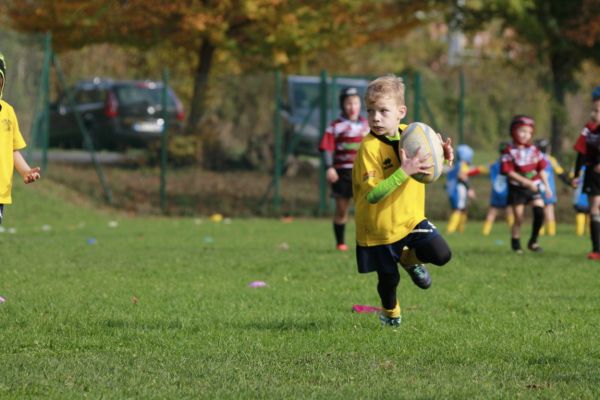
[
  {"x1": 4, "y1": 0, "x2": 442, "y2": 135},
  {"x1": 460, "y1": 0, "x2": 600, "y2": 156}
]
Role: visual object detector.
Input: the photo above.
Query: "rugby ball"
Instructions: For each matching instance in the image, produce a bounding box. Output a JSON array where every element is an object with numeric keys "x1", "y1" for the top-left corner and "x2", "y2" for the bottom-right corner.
[{"x1": 399, "y1": 122, "x2": 444, "y2": 184}]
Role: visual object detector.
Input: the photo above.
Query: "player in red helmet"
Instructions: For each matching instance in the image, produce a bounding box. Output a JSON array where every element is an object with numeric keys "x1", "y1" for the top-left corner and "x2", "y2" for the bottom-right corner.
[{"x1": 500, "y1": 115, "x2": 551, "y2": 253}]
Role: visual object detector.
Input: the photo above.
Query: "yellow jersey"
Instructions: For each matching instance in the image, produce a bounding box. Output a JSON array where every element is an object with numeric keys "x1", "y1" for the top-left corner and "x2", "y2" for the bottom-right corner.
[
  {"x1": 0, "y1": 100, "x2": 26, "y2": 204},
  {"x1": 352, "y1": 127, "x2": 425, "y2": 246}
]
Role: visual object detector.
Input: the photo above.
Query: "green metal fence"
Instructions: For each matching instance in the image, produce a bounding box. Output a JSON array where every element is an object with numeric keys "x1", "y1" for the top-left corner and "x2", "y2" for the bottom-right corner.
[{"x1": 2, "y1": 26, "x2": 578, "y2": 219}]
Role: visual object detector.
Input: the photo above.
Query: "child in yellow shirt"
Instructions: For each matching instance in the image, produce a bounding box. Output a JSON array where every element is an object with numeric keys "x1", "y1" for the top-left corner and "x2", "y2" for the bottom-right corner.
[
  {"x1": 0, "y1": 52, "x2": 41, "y2": 223},
  {"x1": 352, "y1": 75, "x2": 454, "y2": 327}
]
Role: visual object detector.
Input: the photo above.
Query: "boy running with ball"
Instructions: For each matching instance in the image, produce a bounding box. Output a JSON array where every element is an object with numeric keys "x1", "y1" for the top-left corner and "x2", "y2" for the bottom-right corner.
[{"x1": 352, "y1": 75, "x2": 453, "y2": 327}]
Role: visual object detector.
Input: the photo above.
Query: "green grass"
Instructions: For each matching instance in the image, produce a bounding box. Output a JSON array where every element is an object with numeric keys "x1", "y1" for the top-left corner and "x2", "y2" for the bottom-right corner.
[{"x1": 1, "y1": 184, "x2": 600, "y2": 399}]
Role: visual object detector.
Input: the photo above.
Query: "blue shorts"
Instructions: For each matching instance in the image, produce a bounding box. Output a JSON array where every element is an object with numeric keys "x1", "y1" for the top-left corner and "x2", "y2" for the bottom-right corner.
[
  {"x1": 356, "y1": 219, "x2": 441, "y2": 274},
  {"x1": 490, "y1": 192, "x2": 508, "y2": 208}
]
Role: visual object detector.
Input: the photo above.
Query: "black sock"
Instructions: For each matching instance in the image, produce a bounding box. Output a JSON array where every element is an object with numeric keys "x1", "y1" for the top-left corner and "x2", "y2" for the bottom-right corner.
[
  {"x1": 511, "y1": 238, "x2": 521, "y2": 250},
  {"x1": 530, "y1": 206, "x2": 545, "y2": 244},
  {"x1": 376, "y1": 270, "x2": 400, "y2": 310},
  {"x1": 591, "y1": 215, "x2": 600, "y2": 252},
  {"x1": 333, "y1": 223, "x2": 345, "y2": 245}
]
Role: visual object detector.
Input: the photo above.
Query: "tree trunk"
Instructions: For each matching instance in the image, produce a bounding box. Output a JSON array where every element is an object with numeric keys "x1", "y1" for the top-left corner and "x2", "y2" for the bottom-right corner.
[
  {"x1": 549, "y1": 52, "x2": 570, "y2": 159},
  {"x1": 186, "y1": 39, "x2": 216, "y2": 135}
]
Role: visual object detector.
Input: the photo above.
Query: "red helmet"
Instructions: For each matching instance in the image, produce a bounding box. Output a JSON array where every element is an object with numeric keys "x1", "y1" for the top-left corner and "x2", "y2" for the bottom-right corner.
[{"x1": 510, "y1": 115, "x2": 535, "y2": 144}]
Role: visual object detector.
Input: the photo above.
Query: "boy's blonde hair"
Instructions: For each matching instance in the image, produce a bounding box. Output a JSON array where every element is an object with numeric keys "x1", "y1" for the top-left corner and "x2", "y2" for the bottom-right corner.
[{"x1": 365, "y1": 75, "x2": 405, "y2": 108}]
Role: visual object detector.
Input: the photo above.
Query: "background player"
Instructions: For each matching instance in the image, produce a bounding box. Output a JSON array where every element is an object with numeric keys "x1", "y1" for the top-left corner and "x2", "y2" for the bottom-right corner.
[
  {"x1": 501, "y1": 115, "x2": 551, "y2": 253},
  {"x1": 572, "y1": 86, "x2": 600, "y2": 259},
  {"x1": 319, "y1": 87, "x2": 369, "y2": 251},
  {"x1": 534, "y1": 138, "x2": 570, "y2": 236},
  {"x1": 482, "y1": 142, "x2": 513, "y2": 236},
  {"x1": 445, "y1": 144, "x2": 483, "y2": 233},
  {"x1": 573, "y1": 165, "x2": 589, "y2": 236}
]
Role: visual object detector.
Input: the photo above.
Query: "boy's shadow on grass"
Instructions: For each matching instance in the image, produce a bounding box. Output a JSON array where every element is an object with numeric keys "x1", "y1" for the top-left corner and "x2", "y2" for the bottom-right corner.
[
  {"x1": 235, "y1": 319, "x2": 325, "y2": 332},
  {"x1": 103, "y1": 318, "x2": 324, "y2": 333},
  {"x1": 103, "y1": 318, "x2": 197, "y2": 332}
]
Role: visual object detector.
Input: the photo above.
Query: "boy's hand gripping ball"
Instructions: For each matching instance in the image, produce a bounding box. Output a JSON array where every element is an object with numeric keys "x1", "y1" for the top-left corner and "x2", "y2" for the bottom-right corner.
[{"x1": 399, "y1": 122, "x2": 444, "y2": 184}]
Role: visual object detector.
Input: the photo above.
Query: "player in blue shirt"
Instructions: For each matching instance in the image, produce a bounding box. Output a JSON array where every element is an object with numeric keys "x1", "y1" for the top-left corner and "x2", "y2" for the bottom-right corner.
[
  {"x1": 446, "y1": 144, "x2": 483, "y2": 233},
  {"x1": 573, "y1": 166, "x2": 589, "y2": 236},
  {"x1": 534, "y1": 138, "x2": 570, "y2": 236},
  {"x1": 482, "y1": 142, "x2": 513, "y2": 236}
]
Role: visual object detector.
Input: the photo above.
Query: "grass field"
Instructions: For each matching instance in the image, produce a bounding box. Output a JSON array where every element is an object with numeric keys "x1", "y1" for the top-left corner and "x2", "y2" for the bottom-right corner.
[{"x1": 1, "y1": 183, "x2": 600, "y2": 399}]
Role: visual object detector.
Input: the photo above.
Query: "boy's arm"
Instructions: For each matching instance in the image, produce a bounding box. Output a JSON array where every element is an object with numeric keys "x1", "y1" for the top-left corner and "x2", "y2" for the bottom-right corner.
[
  {"x1": 366, "y1": 168, "x2": 409, "y2": 203},
  {"x1": 549, "y1": 156, "x2": 570, "y2": 186},
  {"x1": 574, "y1": 153, "x2": 585, "y2": 178},
  {"x1": 507, "y1": 170, "x2": 536, "y2": 191},
  {"x1": 13, "y1": 151, "x2": 41, "y2": 184},
  {"x1": 539, "y1": 169, "x2": 552, "y2": 198},
  {"x1": 366, "y1": 147, "x2": 432, "y2": 204},
  {"x1": 438, "y1": 134, "x2": 454, "y2": 166},
  {"x1": 322, "y1": 151, "x2": 339, "y2": 183}
]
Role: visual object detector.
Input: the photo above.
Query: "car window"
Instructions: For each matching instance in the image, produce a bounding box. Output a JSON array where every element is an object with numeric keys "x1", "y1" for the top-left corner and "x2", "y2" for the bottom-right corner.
[
  {"x1": 292, "y1": 82, "x2": 320, "y2": 110},
  {"x1": 287, "y1": 76, "x2": 369, "y2": 124},
  {"x1": 115, "y1": 85, "x2": 176, "y2": 107},
  {"x1": 74, "y1": 89, "x2": 106, "y2": 104}
]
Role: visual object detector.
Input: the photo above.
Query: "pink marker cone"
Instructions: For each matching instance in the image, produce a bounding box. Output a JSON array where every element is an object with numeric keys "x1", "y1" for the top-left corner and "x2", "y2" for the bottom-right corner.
[{"x1": 352, "y1": 304, "x2": 382, "y2": 313}]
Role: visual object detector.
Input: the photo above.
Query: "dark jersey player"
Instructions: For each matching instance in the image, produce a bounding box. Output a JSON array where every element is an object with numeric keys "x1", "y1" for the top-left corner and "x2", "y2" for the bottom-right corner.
[{"x1": 573, "y1": 86, "x2": 600, "y2": 260}]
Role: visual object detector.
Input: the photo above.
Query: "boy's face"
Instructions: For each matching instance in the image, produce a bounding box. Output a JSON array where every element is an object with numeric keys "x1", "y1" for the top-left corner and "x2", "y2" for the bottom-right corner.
[
  {"x1": 515, "y1": 125, "x2": 533, "y2": 145},
  {"x1": 591, "y1": 99, "x2": 600, "y2": 125},
  {"x1": 343, "y1": 95, "x2": 361, "y2": 121},
  {"x1": 366, "y1": 96, "x2": 406, "y2": 136}
]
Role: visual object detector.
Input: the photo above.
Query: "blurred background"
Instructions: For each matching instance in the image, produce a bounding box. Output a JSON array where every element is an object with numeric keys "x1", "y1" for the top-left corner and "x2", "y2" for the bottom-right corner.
[{"x1": 1, "y1": 0, "x2": 599, "y2": 220}]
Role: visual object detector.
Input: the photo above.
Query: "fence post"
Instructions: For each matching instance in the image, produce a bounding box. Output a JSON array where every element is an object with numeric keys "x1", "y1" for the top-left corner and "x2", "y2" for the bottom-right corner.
[
  {"x1": 40, "y1": 32, "x2": 52, "y2": 171},
  {"x1": 273, "y1": 70, "x2": 282, "y2": 211},
  {"x1": 318, "y1": 70, "x2": 328, "y2": 215},
  {"x1": 160, "y1": 68, "x2": 169, "y2": 213},
  {"x1": 27, "y1": 31, "x2": 51, "y2": 166},
  {"x1": 413, "y1": 72, "x2": 421, "y2": 122},
  {"x1": 458, "y1": 69, "x2": 465, "y2": 144}
]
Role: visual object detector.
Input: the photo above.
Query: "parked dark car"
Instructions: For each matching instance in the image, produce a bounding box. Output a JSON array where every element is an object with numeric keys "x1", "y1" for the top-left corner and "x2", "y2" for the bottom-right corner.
[{"x1": 49, "y1": 78, "x2": 185, "y2": 150}]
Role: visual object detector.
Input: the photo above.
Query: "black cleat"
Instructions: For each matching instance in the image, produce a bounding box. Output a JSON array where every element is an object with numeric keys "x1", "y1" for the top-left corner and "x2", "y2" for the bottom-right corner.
[
  {"x1": 379, "y1": 314, "x2": 402, "y2": 327},
  {"x1": 403, "y1": 264, "x2": 432, "y2": 289},
  {"x1": 527, "y1": 241, "x2": 543, "y2": 252}
]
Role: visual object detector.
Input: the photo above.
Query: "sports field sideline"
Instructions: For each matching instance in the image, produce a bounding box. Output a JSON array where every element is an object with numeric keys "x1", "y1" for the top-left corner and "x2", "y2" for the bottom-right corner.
[{"x1": 1, "y1": 183, "x2": 599, "y2": 398}]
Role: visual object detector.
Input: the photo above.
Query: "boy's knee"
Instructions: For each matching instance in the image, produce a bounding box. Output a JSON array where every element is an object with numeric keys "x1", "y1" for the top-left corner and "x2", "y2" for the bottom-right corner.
[
  {"x1": 434, "y1": 248, "x2": 452, "y2": 266},
  {"x1": 415, "y1": 236, "x2": 452, "y2": 266},
  {"x1": 422, "y1": 247, "x2": 451, "y2": 266}
]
